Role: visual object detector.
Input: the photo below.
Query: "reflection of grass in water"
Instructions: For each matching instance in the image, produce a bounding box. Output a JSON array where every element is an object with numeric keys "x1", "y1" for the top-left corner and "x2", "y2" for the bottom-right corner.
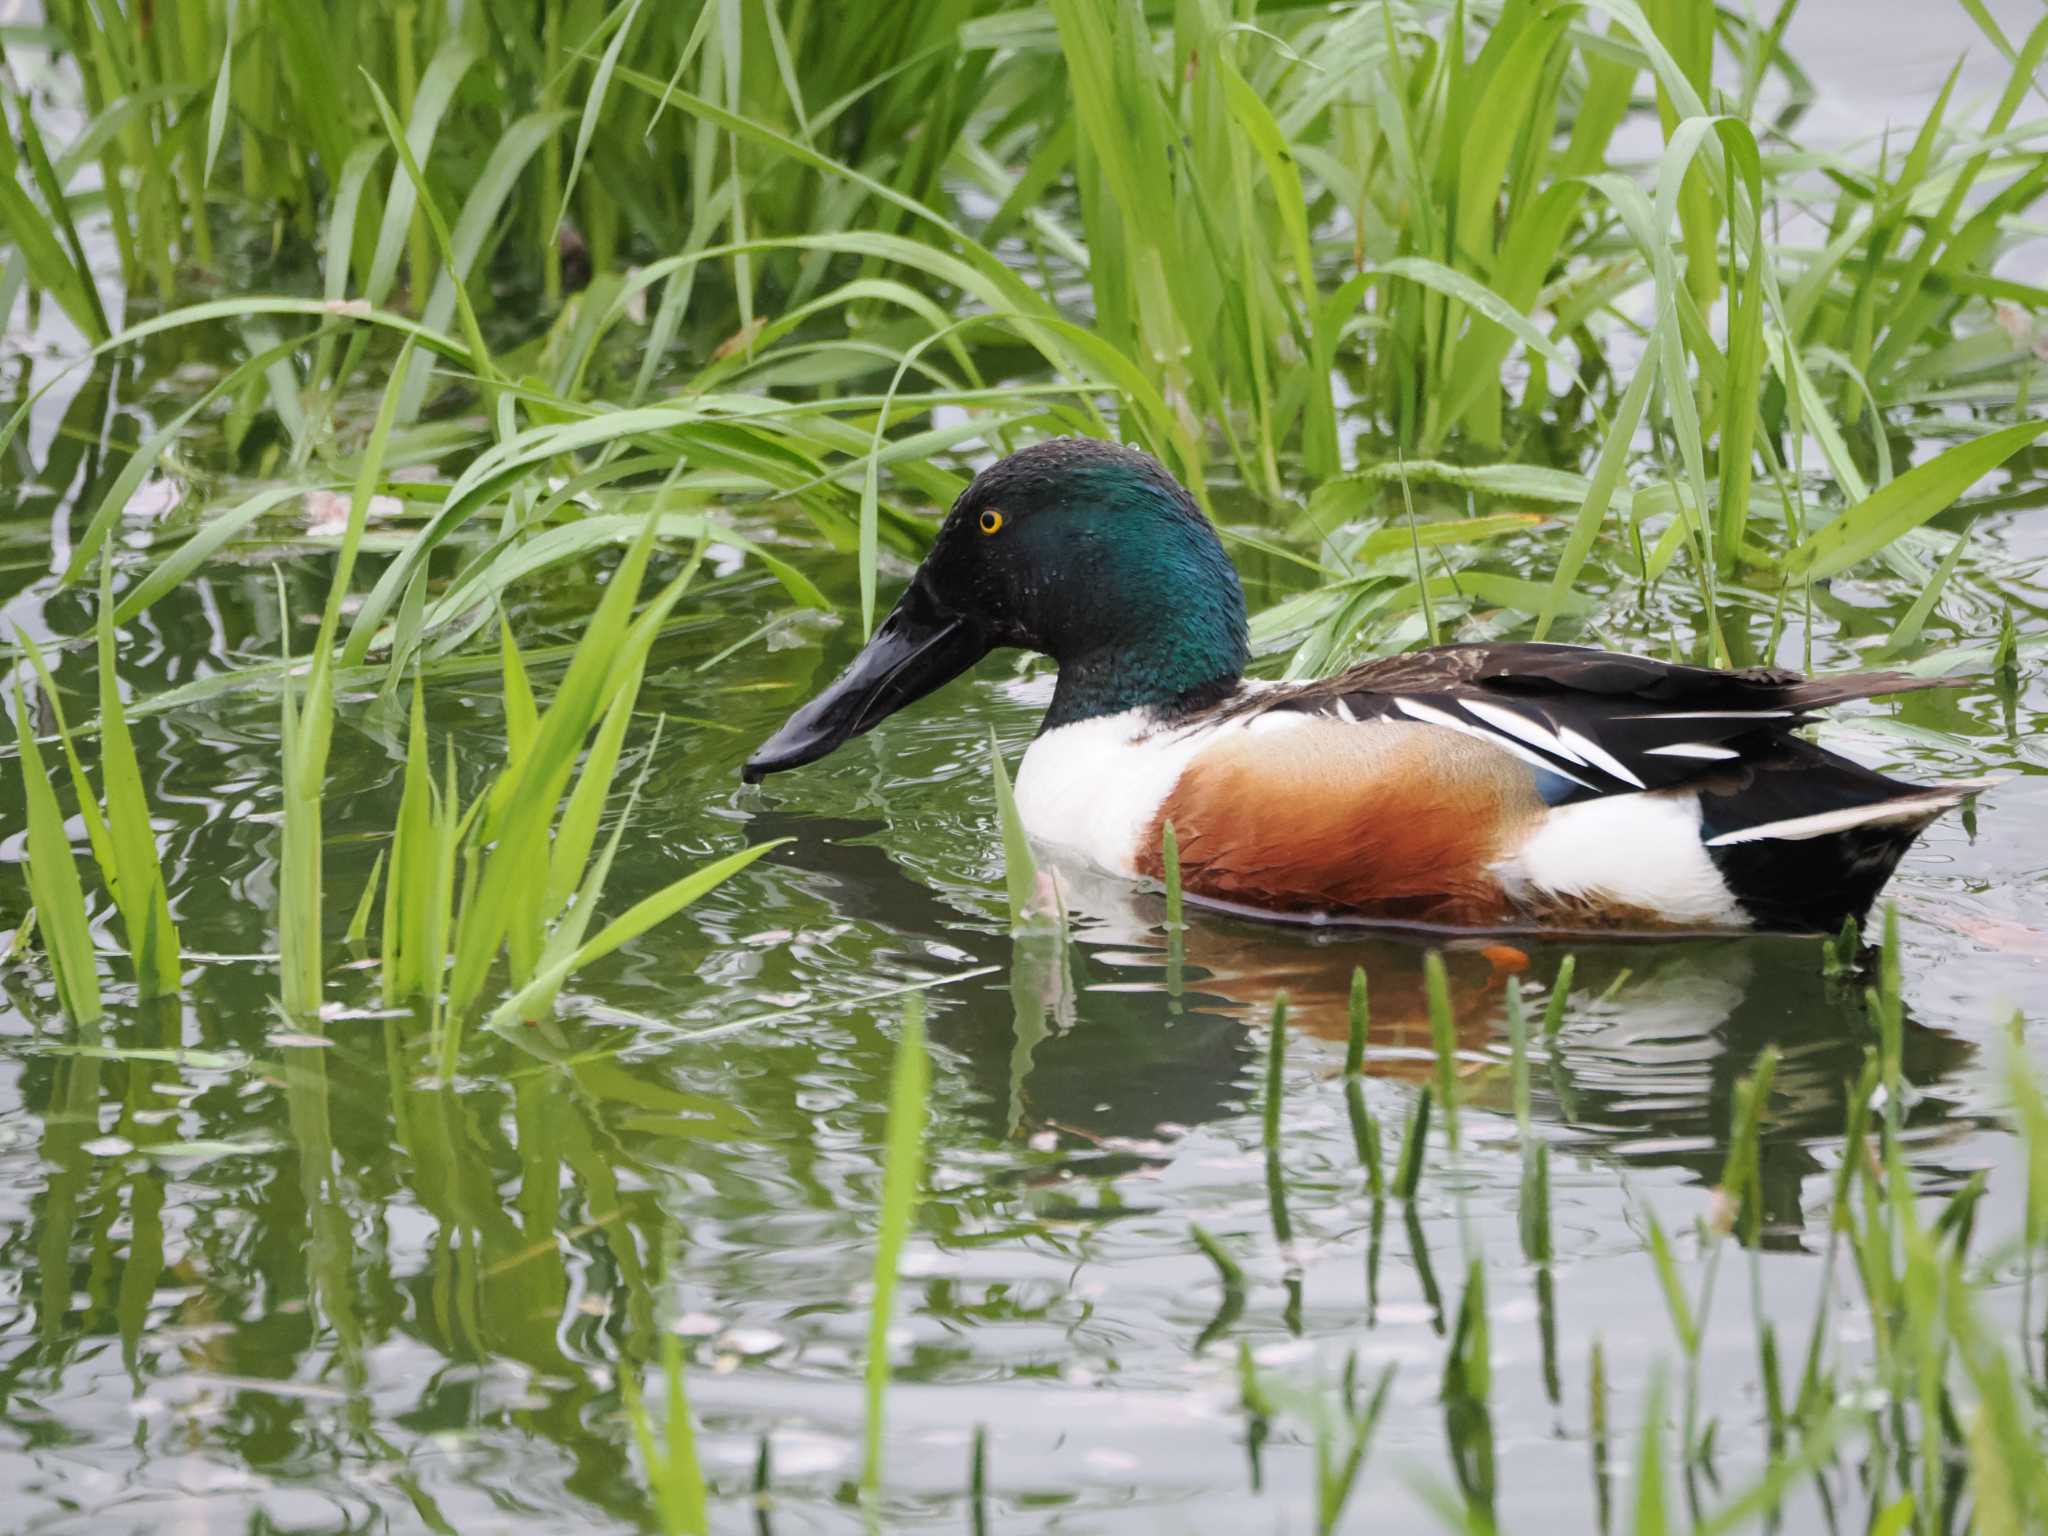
[
  {"x1": 862, "y1": 998, "x2": 930, "y2": 1529},
  {"x1": 1232, "y1": 916, "x2": 2048, "y2": 1532},
  {"x1": 622, "y1": 1333, "x2": 709, "y2": 1536}
]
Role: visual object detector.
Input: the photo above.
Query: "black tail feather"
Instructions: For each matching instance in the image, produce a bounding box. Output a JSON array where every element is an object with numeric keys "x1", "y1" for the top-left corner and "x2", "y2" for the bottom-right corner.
[
  {"x1": 1697, "y1": 741, "x2": 1976, "y2": 933},
  {"x1": 1772, "y1": 669, "x2": 1967, "y2": 713}
]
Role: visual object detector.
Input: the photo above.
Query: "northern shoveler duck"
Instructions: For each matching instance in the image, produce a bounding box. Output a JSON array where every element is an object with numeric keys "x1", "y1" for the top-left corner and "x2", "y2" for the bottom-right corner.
[{"x1": 743, "y1": 438, "x2": 1985, "y2": 934}]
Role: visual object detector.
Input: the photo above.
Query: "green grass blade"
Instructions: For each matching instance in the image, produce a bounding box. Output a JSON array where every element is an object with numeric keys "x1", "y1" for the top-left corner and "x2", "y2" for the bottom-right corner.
[
  {"x1": 1395, "y1": 1084, "x2": 1433, "y2": 1201},
  {"x1": 11, "y1": 677, "x2": 103, "y2": 1023},
  {"x1": 13, "y1": 92, "x2": 110, "y2": 340},
  {"x1": 201, "y1": 0, "x2": 237, "y2": 188},
  {"x1": 323, "y1": 140, "x2": 390, "y2": 305},
  {"x1": 362, "y1": 37, "x2": 480, "y2": 305},
  {"x1": 1536, "y1": 354, "x2": 1656, "y2": 639},
  {"x1": 1379, "y1": 256, "x2": 1583, "y2": 390},
  {"x1": 398, "y1": 108, "x2": 574, "y2": 420},
  {"x1": 96, "y1": 548, "x2": 180, "y2": 995},
  {"x1": 1783, "y1": 419, "x2": 2048, "y2": 580},
  {"x1": 1425, "y1": 952, "x2": 1459, "y2": 1151},
  {"x1": 862, "y1": 997, "x2": 931, "y2": 1510},
  {"x1": 359, "y1": 73, "x2": 495, "y2": 408},
  {"x1": 480, "y1": 842, "x2": 785, "y2": 1041},
  {"x1": 382, "y1": 680, "x2": 443, "y2": 1005},
  {"x1": 557, "y1": 0, "x2": 647, "y2": 242},
  {"x1": 1541, "y1": 956, "x2": 1575, "y2": 1038},
  {"x1": 987, "y1": 729, "x2": 1049, "y2": 934},
  {"x1": 345, "y1": 849, "x2": 384, "y2": 949},
  {"x1": 16, "y1": 631, "x2": 114, "y2": 873}
]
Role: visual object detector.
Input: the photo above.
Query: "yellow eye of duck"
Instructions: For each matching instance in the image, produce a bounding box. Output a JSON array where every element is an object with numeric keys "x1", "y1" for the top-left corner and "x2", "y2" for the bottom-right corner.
[{"x1": 979, "y1": 509, "x2": 1004, "y2": 535}]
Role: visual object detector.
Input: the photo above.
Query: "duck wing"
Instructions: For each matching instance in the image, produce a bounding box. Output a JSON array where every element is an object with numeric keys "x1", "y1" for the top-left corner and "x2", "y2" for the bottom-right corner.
[{"x1": 1243, "y1": 641, "x2": 1962, "y2": 804}]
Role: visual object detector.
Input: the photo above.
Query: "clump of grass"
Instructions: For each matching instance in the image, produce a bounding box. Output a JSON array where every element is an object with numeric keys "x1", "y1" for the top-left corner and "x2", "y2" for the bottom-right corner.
[
  {"x1": 240, "y1": 342, "x2": 781, "y2": 1048},
  {"x1": 12, "y1": 0, "x2": 2041, "y2": 656},
  {"x1": 373, "y1": 519, "x2": 784, "y2": 1066},
  {"x1": 8, "y1": 559, "x2": 184, "y2": 1012}
]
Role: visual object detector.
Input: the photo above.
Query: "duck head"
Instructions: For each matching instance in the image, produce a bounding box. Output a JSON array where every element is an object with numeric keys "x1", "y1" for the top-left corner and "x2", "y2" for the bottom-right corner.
[{"x1": 742, "y1": 438, "x2": 1250, "y2": 782}]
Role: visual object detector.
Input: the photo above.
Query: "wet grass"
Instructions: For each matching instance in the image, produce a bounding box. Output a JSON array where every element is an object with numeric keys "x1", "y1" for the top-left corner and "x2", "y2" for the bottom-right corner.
[{"x1": 1, "y1": 0, "x2": 2046, "y2": 1530}]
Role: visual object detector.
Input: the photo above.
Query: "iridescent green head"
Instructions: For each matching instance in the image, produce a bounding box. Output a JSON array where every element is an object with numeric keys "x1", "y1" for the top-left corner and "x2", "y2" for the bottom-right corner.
[{"x1": 744, "y1": 438, "x2": 1249, "y2": 781}]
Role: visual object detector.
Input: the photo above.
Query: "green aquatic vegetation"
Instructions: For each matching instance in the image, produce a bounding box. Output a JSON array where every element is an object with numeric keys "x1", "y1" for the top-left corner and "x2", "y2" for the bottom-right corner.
[
  {"x1": 1265, "y1": 912, "x2": 2048, "y2": 1534},
  {"x1": 1262, "y1": 993, "x2": 1298, "y2": 1260},
  {"x1": 7, "y1": 0, "x2": 2042, "y2": 616},
  {"x1": 623, "y1": 1332, "x2": 710, "y2": 1536},
  {"x1": 862, "y1": 997, "x2": 931, "y2": 1522},
  {"x1": 1344, "y1": 967, "x2": 1385, "y2": 1198},
  {"x1": 9, "y1": 673, "x2": 101, "y2": 1024},
  {"x1": 1190, "y1": 1221, "x2": 1248, "y2": 1352},
  {"x1": 359, "y1": 517, "x2": 782, "y2": 1065},
  {"x1": 1395, "y1": 1081, "x2": 1434, "y2": 1203},
  {"x1": 1160, "y1": 819, "x2": 1184, "y2": 933},
  {"x1": 276, "y1": 338, "x2": 405, "y2": 1019},
  {"x1": 1239, "y1": 1348, "x2": 1395, "y2": 1535},
  {"x1": 1506, "y1": 982, "x2": 1551, "y2": 1269},
  {"x1": 14, "y1": 608, "x2": 178, "y2": 1005},
  {"x1": 989, "y1": 728, "x2": 1054, "y2": 935},
  {"x1": 84, "y1": 554, "x2": 180, "y2": 998},
  {"x1": 1425, "y1": 950, "x2": 1459, "y2": 1150},
  {"x1": 2, "y1": 1, "x2": 2048, "y2": 1531}
]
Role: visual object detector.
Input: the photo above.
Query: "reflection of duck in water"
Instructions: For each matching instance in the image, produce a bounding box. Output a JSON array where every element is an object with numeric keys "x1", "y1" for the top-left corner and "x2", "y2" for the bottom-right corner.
[
  {"x1": 1030, "y1": 859, "x2": 1975, "y2": 1237},
  {"x1": 742, "y1": 811, "x2": 1973, "y2": 1239},
  {"x1": 1053, "y1": 856, "x2": 1528, "y2": 1081},
  {"x1": 745, "y1": 438, "x2": 1986, "y2": 933}
]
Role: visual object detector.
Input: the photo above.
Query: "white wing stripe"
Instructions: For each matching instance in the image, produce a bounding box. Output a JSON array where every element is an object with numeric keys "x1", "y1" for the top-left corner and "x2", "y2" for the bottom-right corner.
[
  {"x1": 1457, "y1": 699, "x2": 1586, "y2": 764},
  {"x1": 1556, "y1": 725, "x2": 1646, "y2": 789},
  {"x1": 1643, "y1": 742, "x2": 1741, "y2": 761},
  {"x1": 1641, "y1": 709, "x2": 1793, "y2": 721},
  {"x1": 1393, "y1": 697, "x2": 1599, "y2": 790},
  {"x1": 1704, "y1": 796, "x2": 1963, "y2": 846}
]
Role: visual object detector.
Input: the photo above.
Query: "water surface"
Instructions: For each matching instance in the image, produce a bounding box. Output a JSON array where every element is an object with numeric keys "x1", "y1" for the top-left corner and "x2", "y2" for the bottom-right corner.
[{"x1": 4, "y1": 8, "x2": 2048, "y2": 1531}]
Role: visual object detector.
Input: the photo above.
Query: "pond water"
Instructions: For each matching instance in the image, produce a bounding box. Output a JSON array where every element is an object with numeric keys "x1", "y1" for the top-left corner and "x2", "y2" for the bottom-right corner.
[
  {"x1": 4, "y1": 426, "x2": 2047, "y2": 1533},
  {"x1": 6, "y1": 8, "x2": 2048, "y2": 1536}
]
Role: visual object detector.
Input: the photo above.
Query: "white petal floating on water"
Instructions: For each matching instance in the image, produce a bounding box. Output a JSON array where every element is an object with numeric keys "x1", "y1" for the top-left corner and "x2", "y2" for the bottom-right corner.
[
  {"x1": 125, "y1": 477, "x2": 183, "y2": 523},
  {"x1": 304, "y1": 490, "x2": 403, "y2": 536},
  {"x1": 717, "y1": 1328, "x2": 785, "y2": 1358}
]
